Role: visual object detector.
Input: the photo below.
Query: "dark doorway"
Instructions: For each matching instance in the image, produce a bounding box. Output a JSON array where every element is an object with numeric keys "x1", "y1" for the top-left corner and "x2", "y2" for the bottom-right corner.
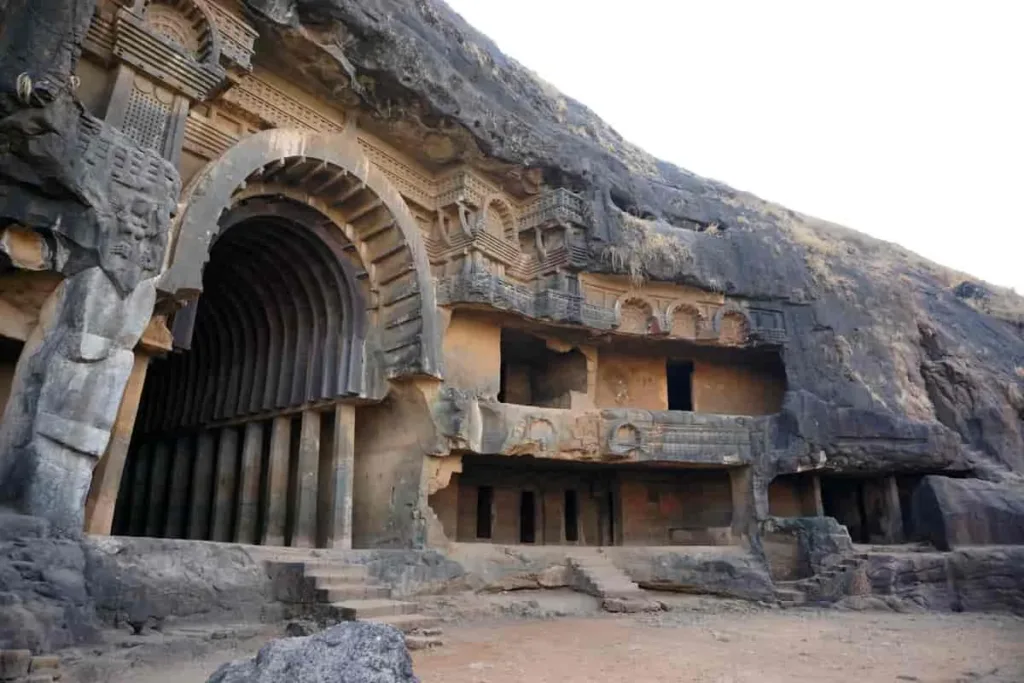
[
  {"x1": 519, "y1": 491, "x2": 536, "y2": 543},
  {"x1": 476, "y1": 486, "x2": 493, "y2": 539},
  {"x1": 821, "y1": 478, "x2": 868, "y2": 543},
  {"x1": 666, "y1": 360, "x2": 694, "y2": 411},
  {"x1": 599, "y1": 490, "x2": 617, "y2": 546},
  {"x1": 564, "y1": 490, "x2": 579, "y2": 543}
]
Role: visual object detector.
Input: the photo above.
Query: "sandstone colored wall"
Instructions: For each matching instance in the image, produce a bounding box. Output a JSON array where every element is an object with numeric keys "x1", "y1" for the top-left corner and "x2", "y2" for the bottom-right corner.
[
  {"x1": 692, "y1": 360, "x2": 785, "y2": 416},
  {"x1": 768, "y1": 474, "x2": 819, "y2": 518},
  {"x1": 619, "y1": 470, "x2": 734, "y2": 546},
  {"x1": 453, "y1": 463, "x2": 603, "y2": 545},
  {"x1": 596, "y1": 352, "x2": 668, "y2": 410},
  {"x1": 352, "y1": 381, "x2": 435, "y2": 548},
  {"x1": 442, "y1": 312, "x2": 502, "y2": 398}
]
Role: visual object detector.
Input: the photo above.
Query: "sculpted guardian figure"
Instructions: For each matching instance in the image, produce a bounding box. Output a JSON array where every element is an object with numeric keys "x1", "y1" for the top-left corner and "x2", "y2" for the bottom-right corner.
[{"x1": 0, "y1": 0, "x2": 180, "y2": 535}]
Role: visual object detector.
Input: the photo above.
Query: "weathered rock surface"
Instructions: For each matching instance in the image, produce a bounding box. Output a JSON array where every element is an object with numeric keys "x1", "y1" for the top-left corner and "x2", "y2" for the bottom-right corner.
[
  {"x1": 206, "y1": 622, "x2": 418, "y2": 683},
  {"x1": 618, "y1": 547, "x2": 776, "y2": 602},
  {"x1": 84, "y1": 537, "x2": 275, "y2": 631},
  {"x1": 0, "y1": 511, "x2": 99, "y2": 652},
  {"x1": 845, "y1": 546, "x2": 1024, "y2": 615},
  {"x1": 911, "y1": 476, "x2": 1024, "y2": 549},
  {"x1": 240, "y1": 0, "x2": 1024, "y2": 486}
]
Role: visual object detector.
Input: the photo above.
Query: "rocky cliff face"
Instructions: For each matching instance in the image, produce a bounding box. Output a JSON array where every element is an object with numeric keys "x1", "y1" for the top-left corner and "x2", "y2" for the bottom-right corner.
[{"x1": 240, "y1": 0, "x2": 1024, "y2": 479}]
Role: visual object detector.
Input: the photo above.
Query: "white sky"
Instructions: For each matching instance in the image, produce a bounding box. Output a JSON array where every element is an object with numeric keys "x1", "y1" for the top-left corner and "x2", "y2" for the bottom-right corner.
[{"x1": 444, "y1": 0, "x2": 1024, "y2": 292}]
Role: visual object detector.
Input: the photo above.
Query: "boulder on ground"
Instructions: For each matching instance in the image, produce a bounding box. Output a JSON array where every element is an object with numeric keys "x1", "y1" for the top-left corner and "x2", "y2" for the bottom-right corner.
[
  {"x1": 911, "y1": 476, "x2": 1024, "y2": 550},
  {"x1": 206, "y1": 622, "x2": 418, "y2": 683}
]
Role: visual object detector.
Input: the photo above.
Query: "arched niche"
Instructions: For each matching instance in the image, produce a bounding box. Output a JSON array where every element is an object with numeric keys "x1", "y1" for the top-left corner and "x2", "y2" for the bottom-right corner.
[
  {"x1": 668, "y1": 303, "x2": 702, "y2": 339},
  {"x1": 138, "y1": 0, "x2": 222, "y2": 65},
  {"x1": 159, "y1": 127, "x2": 442, "y2": 379},
  {"x1": 715, "y1": 307, "x2": 752, "y2": 346},
  {"x1": 616, "y1": 296, "x2": 654, "y2": 335}
]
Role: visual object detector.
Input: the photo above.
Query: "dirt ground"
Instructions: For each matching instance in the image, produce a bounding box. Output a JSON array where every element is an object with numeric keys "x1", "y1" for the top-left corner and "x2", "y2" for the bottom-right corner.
[{"x1": 104, "y1": 593, "x2": 1024, "y2": 683}]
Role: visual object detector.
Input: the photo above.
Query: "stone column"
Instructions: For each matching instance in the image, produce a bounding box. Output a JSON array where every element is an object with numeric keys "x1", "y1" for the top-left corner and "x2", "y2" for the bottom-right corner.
[
  {"x1": 187, "y1": 430, "x2": 216, "y2": 540},
  {"x1": 164, "y1": 435, "x2": 194, "y2": 538},
  {"x1": 83, "y1": 351, "x2": 151, "y2": 535},
  {"x1": 729, "y1": 466, "x2": 756, "y2": 544},
  {"x1": 235, "y1": 421, "x2": 264, "y2": 544},
  {"x1": 210, "y1": 426, "x2": 239, "y2": 542},
  {"x1": 144, "y1": 440, "x2": 171, "y2": 537},
  {"x1": 883, "y1": 475, "x2": 904, "y2": 543},
  {"x1": 318, "y1": 404, "x2": 355, "y2": 549},
  {"x1": 262, "y1": 416, "x2": 291, "y2": 547},
  {"x1": 292, "y1": 410, "x2": 321, "y2": 548},
  {"x1": 811, "y1": 474, "x2": 825, "y2": 517}
]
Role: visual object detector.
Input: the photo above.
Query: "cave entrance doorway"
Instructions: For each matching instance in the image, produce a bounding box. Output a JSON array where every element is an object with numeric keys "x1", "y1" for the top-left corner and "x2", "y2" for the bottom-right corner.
[
  {"x1": 519, "y1": 490, "x2": 537, "y2": 544},
  {"x1": 111, "y1": 197, "x2": 368, "y2": 548},
  {"x1": 821, "y1": 475, "x2": 905, "y2": 545}
]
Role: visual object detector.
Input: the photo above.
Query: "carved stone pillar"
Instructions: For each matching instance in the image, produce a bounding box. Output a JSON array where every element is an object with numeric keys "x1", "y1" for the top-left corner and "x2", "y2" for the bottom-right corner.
[
  {"x1": 187, "y1": 430, "x2": 217, "y2": 539},
  {"x1": 292, "y1": 410, "x2": 321, "y2": 548},
  {"x1": 262, "y1": 416, "x2": 291, "y2": 547},
  {"x1": 235, "y1": 421, "x2": 264, "y2": 544},
  {"x1": 319, "y1": 404, "x2": 356, "y2": 549},
  {"x1": 210, "y1": 426, "x2": 239, "y2": 542}
]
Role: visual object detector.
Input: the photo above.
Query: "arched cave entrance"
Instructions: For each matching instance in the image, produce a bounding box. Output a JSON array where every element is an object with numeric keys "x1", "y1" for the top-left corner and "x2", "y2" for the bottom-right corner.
[{"x1": 111, "y1": 196, "x2": 368, "y2": 547}]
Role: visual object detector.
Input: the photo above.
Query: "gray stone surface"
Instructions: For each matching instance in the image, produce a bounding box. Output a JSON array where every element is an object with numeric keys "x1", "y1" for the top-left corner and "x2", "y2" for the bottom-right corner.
[
  {"x1": 0, "y1": 511, "x2": 100, "y2": 652},
  {"x1": 617, "y1": 547, "x2": 776, "y2": 602},
  {"x1": 911, "y1": 476, "x2": 1024, "y2": 549},
  {"x1": 206, "y1": 622, "x2": 418, "y2": 683},
  {"x1": 83, "y1": 537, "x2": 275, "y2": 630}
]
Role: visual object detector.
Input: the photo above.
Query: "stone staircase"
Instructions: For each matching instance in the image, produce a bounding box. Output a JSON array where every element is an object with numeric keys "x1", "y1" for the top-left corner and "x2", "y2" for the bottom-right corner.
[
  {"x1": 267, "y1": 557, "x2": 443, "y2": 650},
  {"x1": 774, "y1": 552, "x2": 870, "y2": 607},
  {"x1": 567, "y1": 551, "x2": 663, "y2": 613}
]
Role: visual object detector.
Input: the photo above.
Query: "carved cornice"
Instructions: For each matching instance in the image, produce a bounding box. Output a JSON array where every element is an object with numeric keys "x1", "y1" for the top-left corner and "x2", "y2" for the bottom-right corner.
[{"x1": 112, "y1": 7, "x2": 227, "y2": 100}]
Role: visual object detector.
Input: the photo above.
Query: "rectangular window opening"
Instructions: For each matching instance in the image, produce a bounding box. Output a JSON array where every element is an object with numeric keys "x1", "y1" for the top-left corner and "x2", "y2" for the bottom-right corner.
[
  {"x1": 667, "y1": 360, "x2": 694, "y2": 411},
  {"x1": 564, "y1": 490, "x2": 579, "y2": 543},
  {"x1": 476, "y1": 485, "x2": 493, "y2": 539},
  {"x1": 519, "y1": 490, "x2": 536, "y2": 544}
]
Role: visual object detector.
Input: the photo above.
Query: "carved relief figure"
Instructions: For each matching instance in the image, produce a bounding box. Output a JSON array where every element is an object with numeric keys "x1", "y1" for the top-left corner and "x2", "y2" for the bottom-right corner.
[{"x1": 0, "y1": 11, "x2": 180, "y2": 534}]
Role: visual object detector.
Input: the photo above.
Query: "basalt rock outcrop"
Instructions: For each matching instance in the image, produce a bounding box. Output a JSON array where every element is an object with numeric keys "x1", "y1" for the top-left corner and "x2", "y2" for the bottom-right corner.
[
  {"x1": 239, "y1": 0, "x2": 1024, "y2": 485},
  {"x1": 206, "y1": 622, "x2": 418, "y2": 683}
]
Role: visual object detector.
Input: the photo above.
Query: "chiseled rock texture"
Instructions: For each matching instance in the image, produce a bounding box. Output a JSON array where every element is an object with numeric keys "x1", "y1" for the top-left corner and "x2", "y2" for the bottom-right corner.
[
  {"x1": 0, "y1": 512, "x2": 100, "y2": 653},
  {"x1": 911, "y1": 476, "x2": 1024, "y2": 550},
  {"x1": 206, "y1": 622, "x2": 418, "y2": 683},
  {"x1": 243, "y1": 0, "x2": 1024, "y2": 485}
]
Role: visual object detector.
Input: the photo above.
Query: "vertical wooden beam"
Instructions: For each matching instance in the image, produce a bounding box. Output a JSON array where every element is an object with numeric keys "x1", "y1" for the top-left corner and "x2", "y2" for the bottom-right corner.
[
  {"x1": 164, "y1": 435, "x2": 194, "y2": 538},
  {"x1": 187, "y1": 430, "x2": 216, "y2": 540},
  {"x1": 144, "y1": 440, "x2": 172, "y2": 537},
  {"x1": 84, "y1": 352, "x2": 151, "y2": 535},
  {"x1": 318, "y1": 404, "x2": 355, "y2": 549},
  {"x1": 292, "y1": 410, "x2": 320, "y2": 547},
  {"x1": 235, "y1": 421, "x2": 264, "y2": 544},
  {"x1": 210, "y1": 426, "x2": 239, "y2": 542}
]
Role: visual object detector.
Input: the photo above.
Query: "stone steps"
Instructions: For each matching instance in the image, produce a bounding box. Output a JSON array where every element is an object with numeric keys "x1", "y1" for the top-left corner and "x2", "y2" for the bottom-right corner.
[
  {"x1": 567, "y1": 555, "x2": 663, "y2": 613},
  {"x1": 267, "y1": 554, "x2": 444, "y2": 650},
  {"x1": 318, "y1": 583, "x2": 392, "y2": 601},
  {"x1": 332, "y1": 598, "x2": 420, "y2": 620}
]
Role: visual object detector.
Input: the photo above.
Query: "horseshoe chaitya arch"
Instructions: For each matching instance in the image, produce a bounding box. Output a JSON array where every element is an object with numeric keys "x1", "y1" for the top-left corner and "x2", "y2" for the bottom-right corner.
[
  {"x1": 137, "y1": 198, "x2": 369, "y2": 438},
  {"x1": 159, "y1": 127, "x2": 442, "y2": 381}
]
